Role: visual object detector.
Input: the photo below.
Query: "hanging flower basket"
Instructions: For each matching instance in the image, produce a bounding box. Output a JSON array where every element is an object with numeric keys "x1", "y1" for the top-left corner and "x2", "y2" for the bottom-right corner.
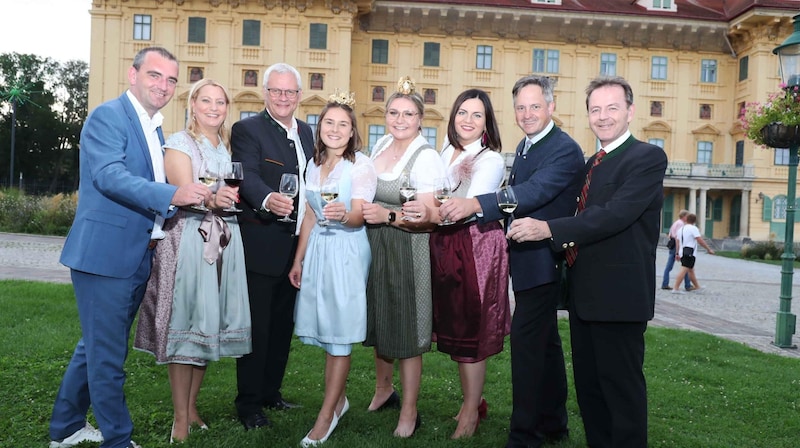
[{"x1": 760, "y1": 122, "x2": 800, "y2": 148}]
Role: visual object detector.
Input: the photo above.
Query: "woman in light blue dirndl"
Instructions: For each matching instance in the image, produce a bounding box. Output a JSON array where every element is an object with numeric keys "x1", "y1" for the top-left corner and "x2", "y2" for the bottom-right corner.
[{"x1": 289, "y1": 94, "x2": 377, "y2": 446}]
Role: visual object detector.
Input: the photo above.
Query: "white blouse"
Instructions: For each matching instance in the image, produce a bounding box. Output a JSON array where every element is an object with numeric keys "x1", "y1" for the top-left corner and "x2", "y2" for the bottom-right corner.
[
  {"x1": 440, "y1": 139, "x2": 505, "y2": 198},
  {"x1": 370, "y1": 133, "x2": 445, "y2": 193}
]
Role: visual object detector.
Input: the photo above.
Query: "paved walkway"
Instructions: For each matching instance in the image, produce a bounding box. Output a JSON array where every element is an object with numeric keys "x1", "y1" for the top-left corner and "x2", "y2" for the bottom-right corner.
[{"x1": 2, "y1": 232, "x2": 799, "y2": 358}]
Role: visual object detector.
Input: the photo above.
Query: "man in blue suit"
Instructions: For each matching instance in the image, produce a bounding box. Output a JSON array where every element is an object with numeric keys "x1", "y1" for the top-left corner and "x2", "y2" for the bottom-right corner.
[
  {"x1": 49, "y1": 47, "x2": 210, "y2": 448},
  {"x1": 440, "y1": 75, "x2": 584, "y2": 447}
]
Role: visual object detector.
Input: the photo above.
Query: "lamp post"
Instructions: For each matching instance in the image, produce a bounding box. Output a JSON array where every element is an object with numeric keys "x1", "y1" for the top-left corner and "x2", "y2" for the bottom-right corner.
[{"x1": 772, "y1": 13, "x2": 800, "y2": 348}]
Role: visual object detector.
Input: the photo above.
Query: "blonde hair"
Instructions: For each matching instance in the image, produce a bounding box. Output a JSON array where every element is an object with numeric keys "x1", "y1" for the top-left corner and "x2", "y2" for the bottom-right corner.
[{"x1": 186, "y1": 79, "x2": 232, "y2": 152}]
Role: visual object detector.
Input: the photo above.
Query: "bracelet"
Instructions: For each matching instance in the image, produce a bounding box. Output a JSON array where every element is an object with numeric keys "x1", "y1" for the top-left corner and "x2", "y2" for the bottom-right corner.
[{"x1": 340, "y1": 212, "x2": 350, "y2": 224}]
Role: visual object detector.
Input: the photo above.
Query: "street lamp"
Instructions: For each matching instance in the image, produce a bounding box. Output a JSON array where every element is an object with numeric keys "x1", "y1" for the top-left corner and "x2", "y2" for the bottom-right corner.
[{"x1": 772, "y1": 13, "x2": 800, "y2": 348}]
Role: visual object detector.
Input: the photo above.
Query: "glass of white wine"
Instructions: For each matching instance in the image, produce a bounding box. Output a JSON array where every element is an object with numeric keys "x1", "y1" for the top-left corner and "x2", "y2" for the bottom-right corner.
[
  {"x1": 318, "y1": 177, "x2": 339, "y2": 227},
  {"x1": 192, "y1": 160, "x2": 217, "y2": 212},
  {"x1": 278, "y1": 173, "x2": 299, "y2": 222},
  {"x1": 496, "y1": 186, "x2": 518, "y2": 217},
  {"x1": 399, "y1": 171, "x2": 417, "y2": 221},
  {"x1": 435, "y1": 177, "x2": 454, "y2": 225}
]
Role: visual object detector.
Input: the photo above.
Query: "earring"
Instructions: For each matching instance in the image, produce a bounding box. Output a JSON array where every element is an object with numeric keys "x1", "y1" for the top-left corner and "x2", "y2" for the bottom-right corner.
[{"x1": 481, "y1": 130, "x2": 489, "y2": 146}]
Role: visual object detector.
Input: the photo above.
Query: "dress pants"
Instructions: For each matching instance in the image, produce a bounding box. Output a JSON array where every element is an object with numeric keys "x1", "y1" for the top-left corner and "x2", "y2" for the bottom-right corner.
[
  {"x1": 569, "y1": 312, "x2": 648, "y2": 448},
  {"x1": 50, "y1": 250, "x2": 152, "y2": 448},
  {"x1": 235, "y1": 269, "x2": 296, "y2": 416},
  {"x1": 662, "y1": 246, "x2": 690, "y2": 289},
  {"x1": 506, "y1": 282, "x2": 569, "y2": 448}
]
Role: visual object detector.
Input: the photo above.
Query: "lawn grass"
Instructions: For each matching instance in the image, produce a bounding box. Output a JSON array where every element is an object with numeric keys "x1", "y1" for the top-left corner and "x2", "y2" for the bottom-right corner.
[
  {"x1": 2, "y1": 280, "x2": 800, "y2": 447},
  {"x1": 716, "y1": 250, "x2": 800, "y2": 268}
]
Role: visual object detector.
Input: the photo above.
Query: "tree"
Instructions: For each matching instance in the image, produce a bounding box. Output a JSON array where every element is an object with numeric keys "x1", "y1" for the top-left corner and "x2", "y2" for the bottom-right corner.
[{"x1": 0, "y1": 53, "x2": 87, "y2": 193}]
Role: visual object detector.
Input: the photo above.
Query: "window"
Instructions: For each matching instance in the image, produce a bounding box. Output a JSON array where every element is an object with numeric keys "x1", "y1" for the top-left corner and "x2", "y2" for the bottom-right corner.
[
  {"x1": 133, "y1": 14, "x2": 152, "y2": 41},
  {"x1": 648, "y1": 138, "x2": 664, "y2": 148},
  {"x1": 775, "y1": 148, "x2": 791, "y2": 165},
  {"x1": 243, "y1": 20, "x2": 260, "y2": 46},
  {"x1": 600, "y1": 53, "x2": 616, "y2": 76},
  {"x1": 651, "y1": 56, "x2": 667, "y2": 80},
  {"x1": 533, "y1": 49, "x2": 560, "y2": 74},
  {"x1": 699, "y1": 104, "x2": 712, "y2": 119},
  {"x1": 424, "y1": 89, "x2": 436, "y2": 105},
  {"x1": 307, "y1": 114, "x2": 319, "y2": 136},
  {"x1": 653, "y1": 0, "x2": 671, "y2": 8},
  {"x1": 697, "y1": 141, "x2": 712, "y2": 164},
  {"x1": 368, "y1": 125, "x2": 386, "y2": 151},
  {"x1": 476, "y1": 45, "x2": 493, "y2": 70},
  {"x1": 188, "y1": 17, "x2": 206, "y2": 43},
  {"x1": 372, "y1": 39, "x2": 388, "y2": 64},
  {"x1": 310, "y1": 73, "x2": 323, "y2": 90},
  {"x1": 189, "y1": 67, "x2": 204, "y2": 83},
  {"x1": 310, "y1": 23, "x2": 327, "y2": 49},
  {"x1": 240, "y1": 111, "x2": 259, "y2": 120},
  {"x1": 422, "y1": 127, "x2": 438, "y2": 149},
  {"x1": 243, "y1": 70, "x2": 258, "y2": 87},
  {"x1": 738, "y1": 101, "x2": 746, "y2": 119},
  {"x1": 372, "y1": 86, "x2": 385, "y2": 103},
  {"x1": 424, "y1": 42, "x2": 440, "y2": 67},
  {"x1": 739, "y1": 56, "x2": 749, "y2": 81},
  {"x1": 701, "y1": 59, "x2": 717, "y2": 83},
  {"x1": 774, "y1": 196, "x2": 788, "y2": 220},
  {"x1": 650, "y1": 101, "x2": 663, "y2": 117}
]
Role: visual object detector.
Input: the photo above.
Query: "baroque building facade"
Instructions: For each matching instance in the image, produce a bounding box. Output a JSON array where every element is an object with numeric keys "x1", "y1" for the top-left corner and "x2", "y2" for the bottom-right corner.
[{"x1": 87, "y1": 0, "x2": 800, "y2": 241}]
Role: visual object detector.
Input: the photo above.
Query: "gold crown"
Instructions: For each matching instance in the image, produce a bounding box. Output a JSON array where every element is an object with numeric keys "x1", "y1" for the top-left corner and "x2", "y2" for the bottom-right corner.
[
  {"x1": 396, "y1": 76, "x2": 416, "y2": 95},
  {"x1": 328, "y1": 89, "x2": 356, "y2": 108}
]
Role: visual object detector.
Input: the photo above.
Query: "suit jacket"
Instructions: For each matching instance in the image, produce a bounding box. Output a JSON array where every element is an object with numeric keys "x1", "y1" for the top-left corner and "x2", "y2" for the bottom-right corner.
[
  {"x1": 477, "y1": 126, "x2": 584, "y2": 292},
  {"x1": 60, "y1": 93, "x2": 178, "y2": 278},
  {"x1": 548, "y1": 136, "x2": 667, "y2": 322},
  {"x1": 231, "y1": 110, "x2": 314, "y2": 276}
]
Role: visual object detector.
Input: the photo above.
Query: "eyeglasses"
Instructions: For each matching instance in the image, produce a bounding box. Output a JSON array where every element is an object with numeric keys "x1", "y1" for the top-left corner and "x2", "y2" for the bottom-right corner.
[
  {"x1": 386, "y1": 110, "x2": 419, "y2": 120},
  {"x1": 266, "y1": 88, "x2": 300, "y2": 99}
]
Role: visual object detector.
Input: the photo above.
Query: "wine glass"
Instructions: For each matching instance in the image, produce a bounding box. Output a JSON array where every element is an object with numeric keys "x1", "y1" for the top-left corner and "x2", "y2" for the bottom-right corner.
[
  {"x1": 222, "y1": 162, "x2": 244, "y2": 213},
  {"x1": 496, "y1": 186, "x2": 518, "y2": 217},
  {"x1": 318, "y1": 177, "x2": 339, "y2": 227},
  {"x1": 192, "y1": 160, "x2": 217, "y2": 212},
  {"x1": 399, "y1": 171, "x2": 417, "y2": 204},
  {"x1": 278, "y1": 173, "x2": 299, "y2": 222},
  {"x1": 435, "y1": 177, "x2": 454, "y2": 225}
]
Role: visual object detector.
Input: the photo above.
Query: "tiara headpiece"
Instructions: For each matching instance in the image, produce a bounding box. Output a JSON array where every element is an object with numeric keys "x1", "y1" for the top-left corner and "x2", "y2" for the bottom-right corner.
[
  {"x1": 396, "y1": 76, "x2": 416, "y2": 95},
  {"x1": 328, "y1": 89, "x2": 356, "y2": 108}
]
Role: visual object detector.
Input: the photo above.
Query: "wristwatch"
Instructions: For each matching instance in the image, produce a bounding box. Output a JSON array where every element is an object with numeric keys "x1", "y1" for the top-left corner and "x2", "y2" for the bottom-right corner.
[{"x1": 387, "y1": 211, "x2": 396, "y2": 225}]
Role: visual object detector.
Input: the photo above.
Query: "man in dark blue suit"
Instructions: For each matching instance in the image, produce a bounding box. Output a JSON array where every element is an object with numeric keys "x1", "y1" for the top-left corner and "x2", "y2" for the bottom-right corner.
[
  {"x1": 440, "y1": 75, "x2": 584, "y2": 447},
  {"x1": 232, "y1": 63, "x2": 314, "y2": 430},
  {"x1": 509, "y1": 76, "x2": 668, "y2": 447},
  {"x1": 49, "y1": 47, "x2": 210, "y2": 448}
]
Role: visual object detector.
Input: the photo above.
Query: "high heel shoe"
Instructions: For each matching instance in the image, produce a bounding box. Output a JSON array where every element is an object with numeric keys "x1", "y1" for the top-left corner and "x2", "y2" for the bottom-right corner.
[
  {"x1": 394, "y1": 413, "x2": 421, "y2": 438},
  {"x1": 337, "y1": 397, "x2": 350, "y2": 419},
  {"x1": 370, "y1": 390, "x2": 400, "y2": 412},
  {"x1": 478, "y1": 398, "x2": 488, "y2": 421},
  {"x1": 300, "y1": 411, "x2": 339, "y2": 447}
]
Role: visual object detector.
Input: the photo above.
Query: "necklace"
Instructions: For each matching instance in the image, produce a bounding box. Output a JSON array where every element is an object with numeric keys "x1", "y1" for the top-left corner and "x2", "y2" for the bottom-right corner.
[{"x1": 325, "y1": 156, "x2": 342, "y2": 169}]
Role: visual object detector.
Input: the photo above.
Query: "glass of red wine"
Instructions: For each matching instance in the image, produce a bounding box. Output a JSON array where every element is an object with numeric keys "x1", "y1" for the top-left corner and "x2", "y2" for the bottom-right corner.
[{"x1": 222, "y1": 161, "x2": 243, "y2": 213}]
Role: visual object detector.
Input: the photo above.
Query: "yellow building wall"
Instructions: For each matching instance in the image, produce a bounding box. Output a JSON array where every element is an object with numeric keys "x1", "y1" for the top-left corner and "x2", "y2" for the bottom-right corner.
[{"x1": 87, "y1": 0, "x2": 798, "y2": 241}]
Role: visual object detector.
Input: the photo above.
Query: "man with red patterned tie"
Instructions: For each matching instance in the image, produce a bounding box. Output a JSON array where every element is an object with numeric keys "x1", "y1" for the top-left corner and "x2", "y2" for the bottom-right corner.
[{"x1": 508, "y1": 76, "x2": 667, "y2": 448}]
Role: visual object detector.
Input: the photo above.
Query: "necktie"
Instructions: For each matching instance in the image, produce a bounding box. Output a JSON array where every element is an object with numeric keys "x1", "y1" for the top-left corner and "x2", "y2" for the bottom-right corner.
[
  {"x1": 521, "y1": 140, "x2": 532, "y2": 156},
  {"x1": 565, "y1": 149, "x2": 606, "y2": 267}
]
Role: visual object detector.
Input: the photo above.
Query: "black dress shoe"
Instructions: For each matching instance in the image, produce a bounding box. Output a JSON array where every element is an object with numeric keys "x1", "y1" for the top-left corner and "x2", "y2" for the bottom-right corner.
[
  {"x1": 543, "y1": 430, "x2": 569, "y2": 444},
  {"x1": 371, "y1": 390, "x2": 401, "y2": 412},
  {"x1": 265, "y1": 398, "x2": 301, "y2": 410},
  {"x1": 240, "y1": 412, "x2": 271, "y2": 430}
]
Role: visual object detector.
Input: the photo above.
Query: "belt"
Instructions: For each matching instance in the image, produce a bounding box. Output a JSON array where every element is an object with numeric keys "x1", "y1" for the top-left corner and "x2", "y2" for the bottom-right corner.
[{"x1": 148, "y1": 239, "x2": 158, "y2": 250}]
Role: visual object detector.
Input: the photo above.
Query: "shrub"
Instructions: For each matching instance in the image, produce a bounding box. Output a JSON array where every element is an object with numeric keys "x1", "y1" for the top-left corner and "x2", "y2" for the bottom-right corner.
[
  {"x1": 0, "y1": 188, "x2": 76, "y2": 236},
  {"x1": 741, "y1": 241, "x2": 783, "y2": 261}
]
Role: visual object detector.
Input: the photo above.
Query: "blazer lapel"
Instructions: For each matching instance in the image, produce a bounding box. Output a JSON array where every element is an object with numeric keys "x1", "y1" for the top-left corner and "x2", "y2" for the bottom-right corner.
[{"x1": 119, "y1": 94, "x2": 156, "y2": 180}]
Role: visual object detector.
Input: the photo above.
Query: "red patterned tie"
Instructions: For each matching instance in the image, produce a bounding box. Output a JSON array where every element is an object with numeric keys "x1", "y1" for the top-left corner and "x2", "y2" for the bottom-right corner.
[{"x1": 565, "y1": 149, "x2": 606, "y2": 267}]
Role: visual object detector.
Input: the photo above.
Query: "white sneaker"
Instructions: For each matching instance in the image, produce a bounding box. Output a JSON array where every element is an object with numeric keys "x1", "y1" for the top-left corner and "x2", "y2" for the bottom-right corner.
[
  {"x1": 128, "y1": 441, "x2": 142, "y2": 448},
  {"x1": 671, "y1": 289, "x2": 686, "y2": 294},
  {"x1": 49, "y1": 422, "x2": 103, "y2": 447}
]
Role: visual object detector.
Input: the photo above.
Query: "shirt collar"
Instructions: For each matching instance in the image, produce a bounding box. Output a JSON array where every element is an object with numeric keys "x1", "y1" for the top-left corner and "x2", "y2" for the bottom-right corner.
[
  {"x1": 526, "y1": 119, "x2": 555, "y2": 148},
  {"x1": 265, "y1": 108, "x2": 297, "y2": 133},
  {"x1": 125, "y1": 90, "x2": 163, "y2": 130},
  {"x1": 601, "y1": 130, "x2": 631, "y2": 154}
]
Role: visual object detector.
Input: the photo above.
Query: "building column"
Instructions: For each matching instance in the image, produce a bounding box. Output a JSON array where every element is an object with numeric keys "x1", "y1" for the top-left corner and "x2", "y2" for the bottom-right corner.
[
  {"x1": 740, "y1": 190, "x2": 750, "y2": 238},
  {"x1": 698, "y1": 188, "x2": 708, "y2": 235},
  {"x1": 688, "y1": 188, "x2": 697, "y2": 215}
]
